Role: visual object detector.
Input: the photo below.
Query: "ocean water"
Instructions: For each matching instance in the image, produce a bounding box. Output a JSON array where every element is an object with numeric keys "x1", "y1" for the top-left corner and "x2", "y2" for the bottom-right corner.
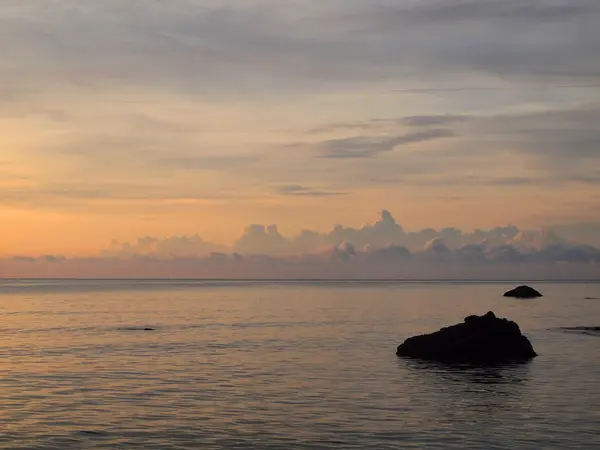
[{"x1": 1, "y1": 280, "x2": 599, "y2": 449}]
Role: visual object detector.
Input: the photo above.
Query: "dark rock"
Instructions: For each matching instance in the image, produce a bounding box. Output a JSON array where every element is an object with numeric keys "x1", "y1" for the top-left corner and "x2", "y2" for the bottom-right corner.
[
  {"x1": 503, "y1": 285, "x2": 543, "y2": 298},
  {"x1": 559, "y1": 326, "x2": 600, "y2": 336},
  {"x1": 118, "y1": 327, "x2": 156, "y2": 331},
  {"x1": 396, "y1": 311, "x2": 537, "y2": 364}
]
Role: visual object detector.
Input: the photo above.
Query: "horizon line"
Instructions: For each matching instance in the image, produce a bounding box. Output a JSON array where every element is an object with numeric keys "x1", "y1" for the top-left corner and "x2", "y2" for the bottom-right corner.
[
  {"x1": 1, "y1": 278, "x2": 599, "y2": 283},
  {"x1": 391, "y1": 84, "x2": 600, "y2": 93}
]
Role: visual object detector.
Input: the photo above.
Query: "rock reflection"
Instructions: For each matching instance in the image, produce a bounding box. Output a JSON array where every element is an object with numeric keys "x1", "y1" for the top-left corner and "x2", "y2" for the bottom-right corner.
[
  {"x1": 399, "y1": 358, "x2": 534, "y2": 431},
  {"x1": 404, "y1": 359, "x2": 532, "y2": 386}
]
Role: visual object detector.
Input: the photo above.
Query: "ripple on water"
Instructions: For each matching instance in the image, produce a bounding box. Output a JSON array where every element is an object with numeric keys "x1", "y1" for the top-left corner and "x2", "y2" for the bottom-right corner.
[{"x1": 2, "y1": 281, "x2": 600, "y2": 449}]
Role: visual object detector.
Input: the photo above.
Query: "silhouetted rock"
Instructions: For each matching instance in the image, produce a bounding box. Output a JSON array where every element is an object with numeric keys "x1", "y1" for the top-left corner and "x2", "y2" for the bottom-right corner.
[
  {"x1": 396, "y1": 311, "x2": 537, "y2": 364},
  {"x1": 503, "y1": 285, "x2": 543, "y2": 298},
  {"x1": 559, "y1": 326, "x2": 600, "y2": 336},
  {"x1": 118, "y1": 327, "x2": 156, "y2": 331}
]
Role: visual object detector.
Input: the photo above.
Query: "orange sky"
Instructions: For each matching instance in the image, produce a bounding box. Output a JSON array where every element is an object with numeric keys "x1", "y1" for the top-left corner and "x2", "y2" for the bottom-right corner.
[{"x1": 2, "y1": 1, "x2": 600, "y2": 257}]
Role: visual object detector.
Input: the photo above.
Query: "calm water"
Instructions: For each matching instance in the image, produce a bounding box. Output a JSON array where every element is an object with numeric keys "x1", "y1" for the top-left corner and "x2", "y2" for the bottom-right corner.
[{"x1": 1, "y1": 280, "x2": 600, "y2": 449}]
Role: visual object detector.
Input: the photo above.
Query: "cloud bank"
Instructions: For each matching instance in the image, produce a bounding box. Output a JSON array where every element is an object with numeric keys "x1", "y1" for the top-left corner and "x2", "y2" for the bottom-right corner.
[{"x1": 3, "y1": 211, "x2": 599, "y2": 279}]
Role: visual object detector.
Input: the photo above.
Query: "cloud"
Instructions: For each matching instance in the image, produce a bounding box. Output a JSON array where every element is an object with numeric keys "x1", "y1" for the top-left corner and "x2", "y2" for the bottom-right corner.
[
  {"x1": 2, "y1": 211, "x2": 599, "y2": 280},
  {"x1": 330, "y1": 242, "x2": 357, "y2": 261},
  {"x1": 10, "y1": 256, "x2": 36, "y2": 263},
  {"x1": 275, "y1": 185, "x2": 347, "y2": 197},
  {"x1": 401, "y1": 115, "x2": 469, "y2": 127},
  {"x1": 389, "y1": 1, "x2": 595, "y2": 23},
  {"x1": 2, "y1": 240, "x2": 598, "y2": 280},
  {"x1": 105, "y1": 235, "x2": 227, "y2": 259},
  {"x1": 549, "y1": 223, "x2": 600, "y2": 247},
  {"x1": 2, "y1": 0, "x2": 599, "y2": 268},
  {"x1": 317, "y1": 210, "x2": 409, "y2": 250},
  {"x1": 422, "y1": 237, "x2": 451, "y2": 256},
  {"x1": 0, "y1": 182, "x2": 234, "y2": 210},
  {"x1": 302, "y1": 103, "x2": 600, "y2": 190},
  {"x1": 233, "y1": 224, "x2": 290, "y2": 255},
  {"x1": 161, "y1": 155, "x2": 259, "y2": 171},
  {"x1": 40, "y1": 255, "x2": 67, "y2": 263},
  {"x1": 485, "y1": 245, "x2": 528, "y2": 264},
  {"x1": 473, "y1": 103, "x2": 600, "y2": 163},
  {"x1": 534, "y1": 243, "x2": 600, "y2": 264},
  {"x1": 98, "y1": 210, "x2": 600, "y2": 263},
  {"x1": 3, "y1": 1, "x2": 600, "y2": 218},
  {"x1": 363, "y1": 244, "x2": 412, "y2": 262},
  {"x1": 265, "y1": 210, "x2": 600, "y2": 256},
  {"x1": 454, "y1": 244, "x2": 488, "y2": 264},
  {"x1": 315, "y1": 129, "x2": 455, "y2": 159},
  {"x1": 353, "y1": 0, "x2": 600, "y2": 82},
  {"x1": 8, "y1": 255, "x2": 66, "y2": 263},
  {"x1": 508, "y1": 229, "x2": 565, "y2": 251},
  {"x1": 5, "y1": 0, "x2": 598, "y2": 100}
]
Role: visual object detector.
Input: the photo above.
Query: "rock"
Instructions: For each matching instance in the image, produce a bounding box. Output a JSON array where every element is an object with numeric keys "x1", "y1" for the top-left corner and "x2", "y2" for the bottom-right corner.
[
  {"x1": 396, "y1": 311, "x2": 537, "y2": 364},
  {"x1": 559, "y1": 326, "x2": 600, "y2": 336},
  {"x1": 118, "y1": 327, "x2": 156, "y2": 331},
  {"x1": 503, "y1": 285, "x2": 543, "y2": 298}
]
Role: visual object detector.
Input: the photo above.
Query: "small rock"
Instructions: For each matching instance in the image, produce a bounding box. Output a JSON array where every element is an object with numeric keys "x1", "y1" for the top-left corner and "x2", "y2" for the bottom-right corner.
[
  {"x1": 559, "y1": 326, "x2": 600, "y2": 336},
  {"x1": 503, "y1": 285, "x2": 543, "y2": 298}
]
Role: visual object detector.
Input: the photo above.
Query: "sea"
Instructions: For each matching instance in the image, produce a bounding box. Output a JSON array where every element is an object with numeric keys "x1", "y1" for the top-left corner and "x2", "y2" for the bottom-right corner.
[{"x1": 1, "y1": 279, "x2": 599, "y2": 449}]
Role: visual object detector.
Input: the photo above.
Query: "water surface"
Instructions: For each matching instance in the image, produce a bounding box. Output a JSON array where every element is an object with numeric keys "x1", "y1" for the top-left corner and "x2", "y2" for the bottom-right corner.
[{"x1": 1, "y1": 280, "x2": 599, "y2": 449}]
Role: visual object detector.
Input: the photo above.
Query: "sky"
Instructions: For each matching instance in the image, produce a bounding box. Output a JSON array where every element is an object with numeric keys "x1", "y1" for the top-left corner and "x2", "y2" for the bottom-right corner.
[{"x1": 1, "y1": 0, "x2": 600, "y2": 277}]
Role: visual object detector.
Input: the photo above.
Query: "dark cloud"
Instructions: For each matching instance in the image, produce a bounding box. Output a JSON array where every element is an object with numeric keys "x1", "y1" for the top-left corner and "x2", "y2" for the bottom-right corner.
[
  {"x1": 330, "y1": 242, "x2": 357, "y2": 261},
  {"x1": 303, "y1": 103, "x2": 600, "y2": 188},
  {"x1": 421, "y1": 238, "x2": 451, "y2": 259},
  {"x1": 4, "y1": 239, "x2": 599, "y2": 280},
  {"x1": 485, "y1": 245, "x2": 527, "y2": 264},
  {"x1": 534, "y1": 243, "x2": 600, "y2": 264},
  {"x1": 363, "y1": 244, "x2": 412, "y2": 262},
  {"x1": 317, "y1": 129, "x2": 455, "y2": 159},
  {"x1": 309, "y1": 115, "x2": 468, "y2": 134},
  {"x1": 40, "y1": 255, "x2": 67, "y2": 263},
  {"x1": 10, "y1": 256, "x2": 36, "y2": 263},
  {"x1": 454, "y1": 244, "x2": 488, "y2": 264}
]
